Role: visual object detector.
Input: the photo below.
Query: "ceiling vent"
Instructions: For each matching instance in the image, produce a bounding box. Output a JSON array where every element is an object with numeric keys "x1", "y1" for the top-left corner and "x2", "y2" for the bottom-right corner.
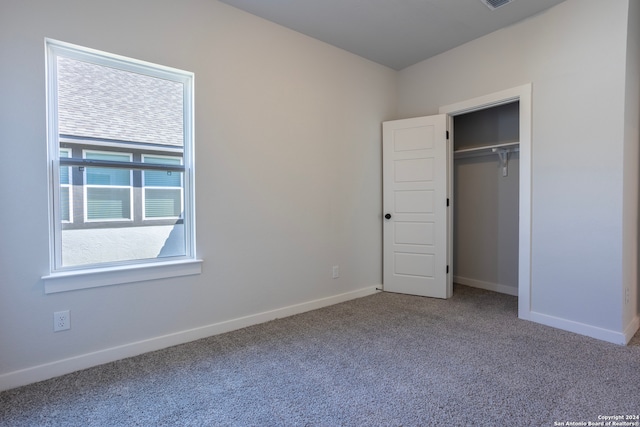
[{"x1": 479, "y1": 0, "x2": 513, "y2": 10}]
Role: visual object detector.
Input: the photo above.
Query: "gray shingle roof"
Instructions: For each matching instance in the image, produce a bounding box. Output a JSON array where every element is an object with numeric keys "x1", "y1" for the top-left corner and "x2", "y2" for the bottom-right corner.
[{"x1": 57, "y1": 56, "x2": 184, "y2": 147}]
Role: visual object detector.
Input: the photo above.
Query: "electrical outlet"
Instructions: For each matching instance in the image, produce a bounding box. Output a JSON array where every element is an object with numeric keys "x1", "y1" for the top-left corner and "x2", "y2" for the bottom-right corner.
[
  {"x1": 53, "y1": 310, "x2": 70, "y2": 332},
  {"x1": 332, "y1": 265, "x2": 339, "y2": 279},
  {"x1": 625, "y1": 287, "x2": 630, "y2": 305}
]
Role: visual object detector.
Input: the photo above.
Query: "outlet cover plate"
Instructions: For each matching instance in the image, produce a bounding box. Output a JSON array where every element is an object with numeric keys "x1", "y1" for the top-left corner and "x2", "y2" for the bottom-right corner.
[
  {"x1": 332, "y1": 265, "x2": 339, "y2": 279},
  {"x1": 54, "y1": 310, "x2": 70, "y2": 332}
]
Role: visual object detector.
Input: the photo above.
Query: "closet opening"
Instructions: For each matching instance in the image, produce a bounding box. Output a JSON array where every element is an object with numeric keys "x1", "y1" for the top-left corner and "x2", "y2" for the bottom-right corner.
[{"x1": 452, "y1": 101, "x2": 520, "y2": 297}]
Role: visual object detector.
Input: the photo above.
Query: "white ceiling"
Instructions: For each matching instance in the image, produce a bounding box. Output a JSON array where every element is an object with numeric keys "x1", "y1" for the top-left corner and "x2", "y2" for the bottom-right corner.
[{"x1": 219, "y1": 0, "x2": 566, "y2": 70}]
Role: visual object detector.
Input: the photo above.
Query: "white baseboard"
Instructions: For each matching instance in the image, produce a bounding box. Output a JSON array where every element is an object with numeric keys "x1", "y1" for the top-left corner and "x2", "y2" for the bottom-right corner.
[
  {"x1": 457, "y1": 277, "x2": 638, "y2": 346},
  {"x1": 0, "y1": 285, "x2": 381, "y2": 392},
  {"x1": 528, "y1": 311, "x2": 631, "y2": 345},
  {"x1": 454, "y1": 276, "x2": 518, "y2": 296}
]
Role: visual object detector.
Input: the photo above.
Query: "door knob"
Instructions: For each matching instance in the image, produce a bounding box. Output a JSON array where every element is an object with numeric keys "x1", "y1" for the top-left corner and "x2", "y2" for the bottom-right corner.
[{"x1": 385, "y1": 213, "x2": 392, "y2": 220}]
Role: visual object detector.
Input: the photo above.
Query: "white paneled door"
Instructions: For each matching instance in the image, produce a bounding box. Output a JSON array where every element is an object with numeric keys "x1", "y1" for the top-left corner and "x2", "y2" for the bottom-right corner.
[{"x1": 383, "y1": 115, "x2": 451, "y2": 298}]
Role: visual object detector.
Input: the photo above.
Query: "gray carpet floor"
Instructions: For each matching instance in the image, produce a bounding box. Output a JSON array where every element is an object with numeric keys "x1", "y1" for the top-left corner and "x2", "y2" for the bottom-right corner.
[{"x1": 1, "y1": 285, "x2": 639, "y2": 426}]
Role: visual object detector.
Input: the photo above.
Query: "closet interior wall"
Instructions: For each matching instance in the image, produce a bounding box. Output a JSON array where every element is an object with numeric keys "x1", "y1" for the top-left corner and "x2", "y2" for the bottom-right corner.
[{"x1": 453, "y1": 102, "x2": 520, "y2": 296}]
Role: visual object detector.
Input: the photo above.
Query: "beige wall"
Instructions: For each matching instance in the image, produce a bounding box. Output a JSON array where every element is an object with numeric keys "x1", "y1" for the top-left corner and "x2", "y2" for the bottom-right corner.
[
  {"x1": 397, "y1": 0, "x2": 634, "y2": 338},
  {"x1": 454, "y1": 154, "x2": 519, "y2": 294},
  {"x1": 623, "y1": 0, "x2": 640, "y2": 331},
  {"x1": 0, "y1": 0, "x2": 396, "y2": 389}
]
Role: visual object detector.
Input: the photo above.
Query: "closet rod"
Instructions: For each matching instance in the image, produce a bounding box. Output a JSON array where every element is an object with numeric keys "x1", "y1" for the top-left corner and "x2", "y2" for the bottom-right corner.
[
  {"x1": 453, "y1": 142, "x2": 519, "y2": 177},
  {"x1": 453, "y1": 141, "x2": 519, "y2": 155}
]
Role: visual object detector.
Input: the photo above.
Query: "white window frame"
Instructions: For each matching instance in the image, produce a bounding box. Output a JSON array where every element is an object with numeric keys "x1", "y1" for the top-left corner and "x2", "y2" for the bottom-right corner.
[
  {"x1": 43, "y1": 38, "x2": 201, "y2": 294},
  {"x1": 83, "y1": 150, "x2": 134, "y2": 222},
  {"x1": 141, "y1": 154, "x2": 184, "y2": 220}
]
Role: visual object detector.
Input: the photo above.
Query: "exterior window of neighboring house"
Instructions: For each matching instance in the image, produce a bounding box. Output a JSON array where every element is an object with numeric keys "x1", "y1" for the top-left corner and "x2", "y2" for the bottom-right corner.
[
  {"x1": 44, "y1": 39, "x2": 199, "y2": 291},
  {"x1": 142, "y1": 155, "x2": 183, "y2": 219},
  {"x1": 84, "y1": 151, "x2": 133, "y2": 221},
  {"x1": 59, "y1": 148, "x2": 72, "y2": 223}
]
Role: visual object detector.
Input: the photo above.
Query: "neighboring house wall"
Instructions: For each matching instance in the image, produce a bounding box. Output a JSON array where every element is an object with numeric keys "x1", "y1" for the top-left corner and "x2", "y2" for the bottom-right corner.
[
  {"x1": 397, "y1": 0, "x2": 637, "y2": 339},
  {"x1": 0, "y1": 0, "x2": 396, "y2": 389},
  {"x1": 62, "y1": 225, "x2": 184, "y2": 266}
]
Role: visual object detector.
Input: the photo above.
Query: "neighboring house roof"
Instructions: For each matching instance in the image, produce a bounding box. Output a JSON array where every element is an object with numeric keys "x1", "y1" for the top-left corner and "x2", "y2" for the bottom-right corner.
[{"x1": 57, "y1": 56, "x2": 184, "y2": 147}]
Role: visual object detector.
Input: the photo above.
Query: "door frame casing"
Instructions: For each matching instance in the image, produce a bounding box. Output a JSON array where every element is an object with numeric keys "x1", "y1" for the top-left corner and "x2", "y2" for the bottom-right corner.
[{"x1": 439, "y1": 83, "x2": 532, "y2": 321}]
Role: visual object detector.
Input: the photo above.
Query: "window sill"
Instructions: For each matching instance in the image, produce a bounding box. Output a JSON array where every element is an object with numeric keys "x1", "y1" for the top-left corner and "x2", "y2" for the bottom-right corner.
[{"x1": 42, "y1": 259, "x2": 203, "y2": 294}]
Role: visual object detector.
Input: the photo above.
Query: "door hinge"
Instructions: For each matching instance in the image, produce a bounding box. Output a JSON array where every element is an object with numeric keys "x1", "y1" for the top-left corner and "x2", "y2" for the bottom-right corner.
[
  {"x1": 446, "y1": 198, "x2": 450, "y2": 207},
  {"x1": 446, "y1": 130, "x2": 449, "y2": 140},
  {"x1": 446, "y1": 265, "x2": 449, "y2": 274}
]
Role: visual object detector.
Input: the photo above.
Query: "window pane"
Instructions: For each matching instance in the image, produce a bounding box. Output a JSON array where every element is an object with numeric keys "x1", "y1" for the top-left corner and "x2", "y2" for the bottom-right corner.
[
  {"x1": 86, "y1": 167, "x2": 130, "y2": 186},
  {"x1": 85, "y1": 152, "x2": 131, "y2": 186},
  {"x1": 57, "y1": 56, "x2": 184, "y2": 147},
  {"x1": 145, "y1": 170, "x2": 181, "y2": 187},
  {"x1": 60, "y1": 187, "x2": 70, "y2": 221},
  {"x1": 144, "y1": 156, "x2": 182, "y2": 165},
  {"x1": 143, "y1": 156, "x2": 182, "y2": 187},
  {"x1": 49, "y1": 40, "x2": 193, "y2": 271},
  {"x1": 60, "y1": 166, "x2": 70, "y2": 185},
  {"x1": 86, "y1": 187, "x2": 131, "y2": 220},
  {"x1": 85, "y1": 152, "x2": 132, "y2": 162},
  {"x1": 145, "y1": 188, "x2": 182, "y2": 218},
  {"x1": 60, "y1": 149, "x2": 71, "y2": 184}
]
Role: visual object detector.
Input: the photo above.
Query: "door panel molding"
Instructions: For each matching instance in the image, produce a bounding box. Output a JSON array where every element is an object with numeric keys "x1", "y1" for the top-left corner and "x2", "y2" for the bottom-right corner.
[{"x1": 383, "y1": 114, "x2": 450, "y2": 298}]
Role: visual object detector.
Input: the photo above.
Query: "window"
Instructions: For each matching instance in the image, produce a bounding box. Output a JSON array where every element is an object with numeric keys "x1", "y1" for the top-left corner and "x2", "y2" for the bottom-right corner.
[{"x1": 44, "y1": 39, "x2": 200, "y2": 292}]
